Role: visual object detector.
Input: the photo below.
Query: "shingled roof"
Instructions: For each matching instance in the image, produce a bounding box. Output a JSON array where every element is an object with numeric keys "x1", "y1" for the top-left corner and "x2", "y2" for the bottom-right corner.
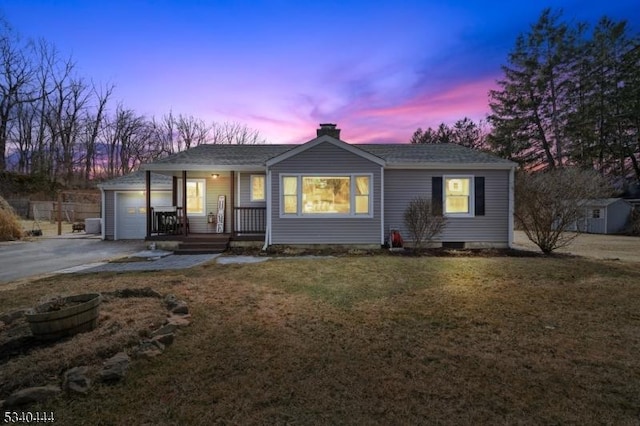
[
  {"x1": 97, "y1": 171, "x2": 172, "y2": 189},
  {"x1": 142, "y1": 141, "x2": 515, "y2": 171}
]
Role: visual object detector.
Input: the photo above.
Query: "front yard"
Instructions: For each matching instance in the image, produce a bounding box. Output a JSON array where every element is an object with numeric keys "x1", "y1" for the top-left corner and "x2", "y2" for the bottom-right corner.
[{"x1": 1, "y1": 254, "x2": 640, "y2": 424}]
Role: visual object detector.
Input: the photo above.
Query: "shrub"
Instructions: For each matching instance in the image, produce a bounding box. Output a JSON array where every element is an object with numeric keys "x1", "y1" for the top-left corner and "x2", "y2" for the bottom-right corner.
[
  {"x1": 0, "y1": 196, "x2": 23, "y2": 241},
  {"x1": 403, "y1": 197, "x2": 447, "y2": 250},
  {"x1": 515, "y1": 168, "x2": 611, "y2": 253}
]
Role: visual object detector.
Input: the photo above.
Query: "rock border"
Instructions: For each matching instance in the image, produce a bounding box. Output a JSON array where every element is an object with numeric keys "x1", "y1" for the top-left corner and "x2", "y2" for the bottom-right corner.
[{"x1": 0, "y1": 288, "x2": 191, "y2": 409}]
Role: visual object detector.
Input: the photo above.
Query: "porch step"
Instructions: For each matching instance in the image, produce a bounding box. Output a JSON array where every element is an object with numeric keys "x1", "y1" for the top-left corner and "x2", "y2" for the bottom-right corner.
[{"x1": 174, "y1": 240, "x2": 229, "y2": 255}]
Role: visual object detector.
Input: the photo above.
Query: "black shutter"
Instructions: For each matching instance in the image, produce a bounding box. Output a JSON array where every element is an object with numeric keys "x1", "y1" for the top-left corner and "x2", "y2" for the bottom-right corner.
[
  {"x1": 474, "y1": 177, "x2": 485, "y2": 216},
  {"x1": 432, "y1": 176, "x2": 443, "y2": 216}
]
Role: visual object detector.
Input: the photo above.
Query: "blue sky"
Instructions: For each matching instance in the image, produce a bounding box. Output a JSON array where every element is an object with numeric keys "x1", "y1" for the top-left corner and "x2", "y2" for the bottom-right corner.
[{"x1": 1, "y1": 1, "x2": 638, "y2": 143}]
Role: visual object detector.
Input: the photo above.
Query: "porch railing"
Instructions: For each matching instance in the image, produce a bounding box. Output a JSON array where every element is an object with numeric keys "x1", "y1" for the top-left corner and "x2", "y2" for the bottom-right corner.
[
  {"x1": 151, "y1": 206, "x2": 189, "y2": 235},
  {"x1": 234, "y1": 207, "x2": 266, "y2": 234}
]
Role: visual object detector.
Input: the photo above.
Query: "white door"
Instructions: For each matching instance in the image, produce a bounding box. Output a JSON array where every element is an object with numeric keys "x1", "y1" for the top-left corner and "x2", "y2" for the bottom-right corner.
[{"x1": 116, "y1": 192, "x2": 172, "y2": 239}]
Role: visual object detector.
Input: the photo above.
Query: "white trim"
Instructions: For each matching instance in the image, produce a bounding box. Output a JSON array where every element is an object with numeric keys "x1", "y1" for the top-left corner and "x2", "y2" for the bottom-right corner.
[
  {"x1": 236, "y1": 172, "x2": 241, "y2": 207},
  {"x1": 250, "y1": 174, "x2": 266, "y2": 202},
  {"x1": 266, "y1": 135, "x2": 386, "y2": 167},
  {"x1": 380, "y1": 166, "x2": 385, "y2": 245},
  {"x1": 443, "y1": 175, "x2": 475, "y2": 218},
  {"x1": 100, "y1": 189, "x2": 106, "y2": 240},
  {"x1": 176, "y1": 178, "x2": 207, "y2": 217},
  {"x1": 265, "y1": 168, "x2": 272, "y2": 248},
  {"x1": 278, "y1": 173, "x2": 374, "y2": 218},
  {"x1": 508, "y1": 168, "x2": 515, "y2": 248}
]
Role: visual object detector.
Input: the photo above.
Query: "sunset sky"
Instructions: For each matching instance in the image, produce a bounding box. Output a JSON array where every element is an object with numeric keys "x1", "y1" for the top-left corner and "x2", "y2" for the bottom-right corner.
[{"x1": 1, "y1": 1, "x2": 638, "y2": 144}]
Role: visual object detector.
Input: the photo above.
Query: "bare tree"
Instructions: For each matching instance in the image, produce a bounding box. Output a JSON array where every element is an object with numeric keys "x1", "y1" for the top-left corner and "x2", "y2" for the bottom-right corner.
[
  {"x1": 403, "y1": 197, "x2": 447, "y2": 250},
  {"x1": 515, "y1": 168, "x2": 611, "y2": 253},
  {"x1": 0, "y1": 19, "x2": 39, "y2": 171},
  {"x1": 81, "y1": 82, "x2": 112, "y2": 181},
  {"x1": 210, "y1": 121, "x2": 265, "y2": 144},
  {"x1": 151, "y1": 112, "x2": 176, "y2": 156},
  {"x1": 176, "y1": 114, "x2": 210, "y2": 149}
]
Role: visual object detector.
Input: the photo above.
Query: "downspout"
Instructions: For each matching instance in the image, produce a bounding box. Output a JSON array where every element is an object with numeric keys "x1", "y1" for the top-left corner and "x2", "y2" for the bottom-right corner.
[
  {"x1": 380, "y1": 166, "x2": 385, "y2": 246},
  {"x1": 508, "y1": 167, "x2": 515, "y2": 248},
  {"x1": 145, "y1": 170, "x2": 152, "y2": 238},
  {"x1": 262, "y1": 167, "x2": 271, "y2": 251}
]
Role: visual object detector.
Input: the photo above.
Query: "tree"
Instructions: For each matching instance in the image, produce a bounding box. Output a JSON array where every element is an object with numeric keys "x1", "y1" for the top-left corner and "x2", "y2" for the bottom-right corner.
[
  {"x1": 489, "y1": 9, "x2": 579, "y2": 170},
  {"x1": 0, "y1": 19, "x2": 38, "y2": 171},
  {"x1": 403, "y1": 197, "x2": 447, "y2": 250},
  {"x1": 410, "y1": 118, "x2": 487, "y2": 149},
  {"x1": 515, "y1": 168, "x2": 611, "y2": 253}
]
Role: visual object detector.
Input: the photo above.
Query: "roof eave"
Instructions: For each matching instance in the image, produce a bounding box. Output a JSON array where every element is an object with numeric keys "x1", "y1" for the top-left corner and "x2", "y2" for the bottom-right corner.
[
  {"x1": 141, "y1": 164, "x2": 267, "y2": 172},
  {"x1": 384, "y1": 162, "x2": 517, "y2": 170}
]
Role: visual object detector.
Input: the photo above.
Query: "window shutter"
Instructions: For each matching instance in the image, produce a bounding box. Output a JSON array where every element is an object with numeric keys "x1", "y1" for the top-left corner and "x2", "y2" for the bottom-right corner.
[
  {"x1": 432, "y1": 176, "x2": 443, "y2": 216},
  {"x1": 474, "y1": 177, "x2": 485, "y2": 216}
]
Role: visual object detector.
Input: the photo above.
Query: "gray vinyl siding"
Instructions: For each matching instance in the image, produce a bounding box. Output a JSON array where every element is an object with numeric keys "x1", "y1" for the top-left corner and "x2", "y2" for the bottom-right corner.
[
  {"x1": 104, "y1": 190, "x2": 115, "y2": 239},
  {"x1": 182, "y1": 172, "x2": 231, "y2": 234},
  {"x1": 238, "y1": 172, "x2": 267, "y2": 207},
  {"x1": 384, "y1": 169, "x2": 510, "y2": 244},
  {"x1": 270, "y1": 142, "x2": 382, "y2": 244}
]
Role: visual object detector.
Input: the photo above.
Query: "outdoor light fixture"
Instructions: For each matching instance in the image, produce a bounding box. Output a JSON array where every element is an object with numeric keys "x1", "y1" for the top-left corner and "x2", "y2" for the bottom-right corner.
[{"x1": 211, "y1": 173, "x2": 219, "y2": 179}]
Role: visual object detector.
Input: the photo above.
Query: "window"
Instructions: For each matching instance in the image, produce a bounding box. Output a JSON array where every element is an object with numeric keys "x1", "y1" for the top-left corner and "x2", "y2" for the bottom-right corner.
[
  {"x1": 355, "y1": 176, "x2": 370, "y2": 214},
  {"x1": 177, "y1": 179, "x2": 206, "y2": 216},
  {"x1": 251, "y1": 175, "x2": 265, "y2": 201},
  {"x1": 592, "y1": 209, "x2": 601, "y2": 219},
  {"x1": 444, "y1": 177, "x2": 472, "y2": 215},
  {"x1": 281, "y1": 174, "x2": 371, "y2": 216},
  {"x1": 283, "y1": 176, "x2": 298, "y2": 214}
]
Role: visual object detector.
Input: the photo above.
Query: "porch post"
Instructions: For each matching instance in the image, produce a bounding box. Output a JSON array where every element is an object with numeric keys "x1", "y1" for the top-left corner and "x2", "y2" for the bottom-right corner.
[
  {"x1": 145, "y1": 170, "x2": 151, "y2": 238},
  {"x1": 181, "y1": 170, "x2": 188, "y2": 236},
  {"x1": 172, "y1": 176, "x2": 178, "y2": 206},
  {"x1": 230, "y1": 171, "x2": 235, "y2": 235}
]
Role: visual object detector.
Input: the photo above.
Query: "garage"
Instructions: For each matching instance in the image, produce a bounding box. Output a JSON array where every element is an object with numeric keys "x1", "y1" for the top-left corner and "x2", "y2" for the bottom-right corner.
[
  {"x1": 116, "y1": 191, "x2": 172, "y2": 239},
  {"x1": 98, "y1": 171, "x2": 173, "y2": 240}
]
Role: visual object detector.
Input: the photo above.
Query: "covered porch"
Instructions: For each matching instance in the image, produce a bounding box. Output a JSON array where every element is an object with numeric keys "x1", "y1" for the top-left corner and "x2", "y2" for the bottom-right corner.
[{"x1": 143, "y1": 169, "x2": 266, "y2": 244}]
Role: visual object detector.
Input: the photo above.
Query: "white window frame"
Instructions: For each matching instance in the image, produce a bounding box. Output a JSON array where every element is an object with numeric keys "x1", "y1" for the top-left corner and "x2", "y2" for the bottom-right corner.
[
  {"x1": 250, "y1": 175, "x2": 266, "y2": 202},
  {"x1": 279, "y1": 173, "x2": 374, "y2": 218},
  {"x1": 177, "y1": 178, "x2": 206, "y2": 217},
  {"x1": 443, "y1": 175, "x2": 474, "y2": 218},
  {"x1": 592, "y1": 208, "x2": 601, "y2": 219}
]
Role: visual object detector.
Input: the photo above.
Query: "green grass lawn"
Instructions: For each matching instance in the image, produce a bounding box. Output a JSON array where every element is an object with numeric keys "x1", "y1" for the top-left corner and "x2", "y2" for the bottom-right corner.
[{"x1": 2, "y1": 255, "x2": 640, "y2": 425}]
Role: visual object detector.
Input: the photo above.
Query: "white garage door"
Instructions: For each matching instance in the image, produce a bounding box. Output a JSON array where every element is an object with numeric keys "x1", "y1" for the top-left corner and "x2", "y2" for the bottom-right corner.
[{"x1": 116, "y1": 191, "x2": 172, "y2": 240}]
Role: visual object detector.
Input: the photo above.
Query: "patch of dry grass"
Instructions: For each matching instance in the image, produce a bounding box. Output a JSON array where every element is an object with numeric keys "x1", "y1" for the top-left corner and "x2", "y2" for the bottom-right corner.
[{"x1": 1, "y1": 256, "x2": 640, "y2": 424}]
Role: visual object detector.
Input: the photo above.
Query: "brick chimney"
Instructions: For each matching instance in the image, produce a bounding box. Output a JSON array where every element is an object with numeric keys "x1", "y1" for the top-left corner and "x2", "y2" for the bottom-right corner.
[{"x1": 316, "y1": 123, "x2": 341, "y2": 139}]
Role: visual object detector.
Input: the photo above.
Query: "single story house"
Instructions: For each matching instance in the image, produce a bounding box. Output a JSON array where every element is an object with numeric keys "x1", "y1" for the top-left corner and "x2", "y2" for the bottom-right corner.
[
  {"x1": 570, "y1": 198, "x2": 633, "y2": 234},
  {"x1": 99, "y1": 124, "x2": 517, "y2": 249}
]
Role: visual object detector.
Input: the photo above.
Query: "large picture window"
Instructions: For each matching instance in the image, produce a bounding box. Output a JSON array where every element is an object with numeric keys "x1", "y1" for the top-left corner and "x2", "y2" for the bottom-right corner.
[
  {"x1": 281, "y1": 174, "x2": 371, "y2": 217},
  {"x1": 177, "y1": 179, "x2": 206, "y2": 216},
  {"x1": 444, "y1": 176, "x2": 471, "y2": 215}
]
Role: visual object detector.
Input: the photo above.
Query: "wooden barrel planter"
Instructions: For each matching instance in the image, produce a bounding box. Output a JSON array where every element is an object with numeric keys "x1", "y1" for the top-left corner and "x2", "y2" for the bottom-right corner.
[{"x1": 25, "y1": 293, "x2": 101, "y2": 340}]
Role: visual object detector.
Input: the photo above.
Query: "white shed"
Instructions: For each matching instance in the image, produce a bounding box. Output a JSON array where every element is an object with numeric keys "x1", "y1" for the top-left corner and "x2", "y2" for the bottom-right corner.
[{"x1": 577, "y1": 198, "x2": 633, "y2": 234}]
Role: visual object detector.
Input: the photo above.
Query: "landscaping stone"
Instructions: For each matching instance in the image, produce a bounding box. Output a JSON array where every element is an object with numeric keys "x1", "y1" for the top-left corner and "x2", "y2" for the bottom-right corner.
[
  {"x1": 167, "y1": 314, "x2": 191, "y2": 327},
  {"x1": 152, "y1": 333, "x2": 174, "y2": 346},
  {"x1": 107, "y1": 287, "x2": 162, "y2": 299},
  {"x1": 63, "y1": 366, "x2": 91, "y2": 394},
  {"x1": 164, "y1": 294, "x2": 178, "y2": 309},
  {"x1": 171, "y1": 302, "x2": 189, "y2": 315},
  {"x1": 99, "y1": 352, "x2": 130, "y2": 382},
  {"x1": 151, "y1": 323, "x2": 177, "y2": 337},
  {"x1": 3, "y1": 385, "x2": 61, "y2": 408},
  {"x1": 132, "y1": 339, "x2": 164, "y2": 359},
  {"x1": 0, "y1": 309, "x2": 26, "y2": 325}
]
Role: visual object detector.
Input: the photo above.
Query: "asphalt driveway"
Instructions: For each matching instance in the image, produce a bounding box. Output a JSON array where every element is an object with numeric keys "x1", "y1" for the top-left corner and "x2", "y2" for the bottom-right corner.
[{"x1": 0, "y1": 235, "x2": 146, "y2": 284}]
